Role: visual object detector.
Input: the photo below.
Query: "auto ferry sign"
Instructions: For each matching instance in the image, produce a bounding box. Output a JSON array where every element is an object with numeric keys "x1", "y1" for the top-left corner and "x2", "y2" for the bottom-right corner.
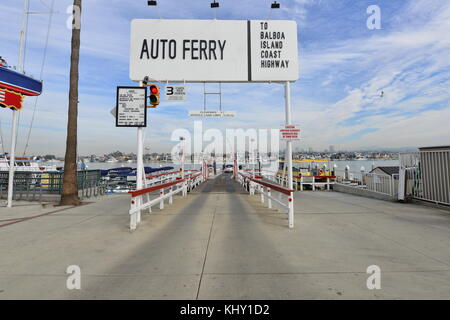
[{"x1": 130, "y1": 19, "x2": 299, "y2": 82}]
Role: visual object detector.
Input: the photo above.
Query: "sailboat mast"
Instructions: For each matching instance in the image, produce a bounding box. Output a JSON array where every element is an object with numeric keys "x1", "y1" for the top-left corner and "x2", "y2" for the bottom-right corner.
[{"x1": 7, "y1": 0, "x2": 29, "y2": 208}]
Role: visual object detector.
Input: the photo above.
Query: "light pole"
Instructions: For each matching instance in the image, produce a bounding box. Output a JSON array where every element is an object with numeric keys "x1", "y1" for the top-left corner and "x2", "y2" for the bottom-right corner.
[{"x1": 180, "y1": 136, "x2": 185, "y2": 179}]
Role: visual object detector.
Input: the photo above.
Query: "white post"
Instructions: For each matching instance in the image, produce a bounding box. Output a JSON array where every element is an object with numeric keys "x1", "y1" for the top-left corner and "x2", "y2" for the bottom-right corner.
[
  {"x1": 288, "y1": 191, "x2": 294, "y2": 228},
  {"x1": 285, "y1": 81, "x2": 294, "y2": 229},
  {"x1": 160, "y1": 189, "x2": 164, "y2": 209},
  {"x1": 136, "y1": 127, "x2": 143, "y2": 223},
  {"x1": 261, "y1": 186, "x2": 264, "y2": 203},
  {"x1": 7, "y1": 0, "x2": 29, "y2": 208},
  {"x1": 267, "y1": 188, "x2": 272, "y2": 209},
  {"x1": 180, "y1": 137, "x2": 185, "y2": 179},
  {"x1": 6, "y1": 112, "x2": 18, "y2": 208}
]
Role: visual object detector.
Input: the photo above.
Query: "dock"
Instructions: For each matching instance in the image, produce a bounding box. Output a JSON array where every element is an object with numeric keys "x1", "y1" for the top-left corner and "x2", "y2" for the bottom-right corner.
[{"x1": 1, "y1": 174, "x2": 450, "y2": 299}]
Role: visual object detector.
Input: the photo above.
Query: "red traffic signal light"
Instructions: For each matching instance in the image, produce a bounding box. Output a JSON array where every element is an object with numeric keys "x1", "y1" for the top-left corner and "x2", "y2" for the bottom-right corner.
[
  {"x1": 147, "y1": 84, "x2": 160, "y2": 107},
  {"x1": 150, "y1": 86, "x2": 159, "y2": 94}
]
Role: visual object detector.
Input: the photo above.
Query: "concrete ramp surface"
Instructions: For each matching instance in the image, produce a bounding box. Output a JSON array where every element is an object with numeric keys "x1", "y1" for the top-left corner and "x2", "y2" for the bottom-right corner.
[{"x1": 0, "y1": 174, "x2": 449, "y2": 299}]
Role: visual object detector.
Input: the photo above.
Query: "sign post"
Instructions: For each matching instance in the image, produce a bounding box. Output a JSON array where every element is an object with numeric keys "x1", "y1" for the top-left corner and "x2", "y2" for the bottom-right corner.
[
  {"x1": 284, "y1": 81, "x2": 294, "y2": 229},
  {"x1": 115, "y1": 86, "x2": 147, "y2": 224}
]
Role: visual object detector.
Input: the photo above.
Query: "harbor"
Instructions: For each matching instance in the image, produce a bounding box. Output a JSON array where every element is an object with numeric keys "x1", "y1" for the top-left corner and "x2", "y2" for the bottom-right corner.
[{"x1": 1, "y1": 0, "x2": 450, "y2": 305}]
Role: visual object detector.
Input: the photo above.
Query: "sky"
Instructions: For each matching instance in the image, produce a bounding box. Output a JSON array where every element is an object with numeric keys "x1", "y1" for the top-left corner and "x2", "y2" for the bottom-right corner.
[{"x1": 0, "y1": 0, "x2": 449, "y2": 156}]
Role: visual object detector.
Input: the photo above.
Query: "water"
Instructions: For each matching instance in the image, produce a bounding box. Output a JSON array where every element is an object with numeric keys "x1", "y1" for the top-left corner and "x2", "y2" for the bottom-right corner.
[{"x1": 50, "y1": 159, "x2": 398, "y2": 180}]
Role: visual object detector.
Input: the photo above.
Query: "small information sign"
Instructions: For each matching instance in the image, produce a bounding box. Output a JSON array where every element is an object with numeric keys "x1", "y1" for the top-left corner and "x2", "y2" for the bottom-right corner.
[{"x1": 115, "y1": 87, "x2": 147, "y2": 127}]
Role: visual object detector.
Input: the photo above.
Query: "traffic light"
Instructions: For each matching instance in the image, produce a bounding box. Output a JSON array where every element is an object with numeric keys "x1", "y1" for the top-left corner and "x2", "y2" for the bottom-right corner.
[{"x1": 148, "y1": 84, "x2": 160, "y2": 107}]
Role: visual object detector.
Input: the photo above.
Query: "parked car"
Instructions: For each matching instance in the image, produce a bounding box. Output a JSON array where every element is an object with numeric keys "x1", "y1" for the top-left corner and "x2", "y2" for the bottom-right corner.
[{"x1": 224, "y1": 164, "x2": 234, "y2": 173}]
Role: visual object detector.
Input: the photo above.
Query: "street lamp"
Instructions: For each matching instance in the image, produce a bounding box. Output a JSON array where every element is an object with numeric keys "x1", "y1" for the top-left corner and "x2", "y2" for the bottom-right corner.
[
  {"x1": 147, "y1": 1, "x2": 157, "y2": 6},
  {"x1": 271, "y1": 1, "x2": 280, "y2": 9}
]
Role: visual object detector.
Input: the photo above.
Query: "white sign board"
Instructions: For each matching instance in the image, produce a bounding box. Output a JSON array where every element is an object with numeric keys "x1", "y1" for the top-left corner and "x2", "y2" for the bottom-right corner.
[
  {"x1": 280, "y1": 125, "x2": 300, "y2": 140},
  {"x1": 116, "y1": 87, "x2": 147, "y2": 127},
  {"x1": 130, "y1": 19, "x2": 298, "y2": 82},
  {"x1": 189, "y1": 110, "x2": 236, "y2": 117},
  {"x1": 165, "y1": 85, "x2": 187, "y2": 101}
]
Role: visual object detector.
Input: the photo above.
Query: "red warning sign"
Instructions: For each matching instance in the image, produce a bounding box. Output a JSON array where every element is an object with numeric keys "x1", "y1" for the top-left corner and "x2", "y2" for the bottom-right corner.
[{"x1": 280, "y1": 125, "x2": 300, "y2": 141}]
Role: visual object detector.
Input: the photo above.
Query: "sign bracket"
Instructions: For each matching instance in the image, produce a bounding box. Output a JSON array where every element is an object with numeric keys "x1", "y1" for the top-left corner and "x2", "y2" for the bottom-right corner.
[{"x1": 203, "y1": 82, "x2": 222, "y2": 113}]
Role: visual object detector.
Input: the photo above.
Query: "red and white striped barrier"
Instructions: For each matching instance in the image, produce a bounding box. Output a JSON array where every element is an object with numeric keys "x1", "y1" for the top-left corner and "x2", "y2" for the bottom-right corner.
[
  {"x1": 128, "y1": 172, "x2": 204, "y2": 230},
  {"x1": 238, "y1": 172, "x2": 295, "y2": 228}
]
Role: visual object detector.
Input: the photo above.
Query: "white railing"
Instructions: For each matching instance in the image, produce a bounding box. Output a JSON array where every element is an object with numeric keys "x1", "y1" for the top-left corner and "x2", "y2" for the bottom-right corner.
[
  {"x1": 128, "y1": 172, "x2": 204, "y2": 230},
  {"x1": 238, "y1": 172, "x2": 295, "y2": 228},
  {"x1": 363, "y1": 172, "x2": 398, "y2": 196}
]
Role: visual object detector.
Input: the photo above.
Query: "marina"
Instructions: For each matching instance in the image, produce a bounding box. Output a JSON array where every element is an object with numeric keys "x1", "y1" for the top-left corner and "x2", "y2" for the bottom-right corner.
[{"x1": 0, "y1": 0, "x2": 449, "y2": 305}]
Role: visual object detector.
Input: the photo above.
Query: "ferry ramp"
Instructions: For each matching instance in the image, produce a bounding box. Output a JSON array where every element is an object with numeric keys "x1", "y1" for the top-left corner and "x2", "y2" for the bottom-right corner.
[{"x1": 0, "y1": 174, "x2": 450, "y2": 299}]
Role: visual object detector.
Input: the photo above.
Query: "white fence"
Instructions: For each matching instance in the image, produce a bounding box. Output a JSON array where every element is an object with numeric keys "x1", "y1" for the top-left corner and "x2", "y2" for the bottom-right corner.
[
  {"x1": 238, "y1": 172, "x2": 295, "y2": 228},
  {"x1": 364, "y1": 173, "x2": 398, "y2": 196},
  {"x1": 128, "y1": 172, "x2": 204, "y2": 230}
]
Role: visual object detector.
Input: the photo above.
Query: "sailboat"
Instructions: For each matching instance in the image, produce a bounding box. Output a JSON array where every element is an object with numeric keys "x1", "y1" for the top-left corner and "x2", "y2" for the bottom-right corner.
[{"x1": 0, "y1": 57, "x2": 43, "y2": 110}]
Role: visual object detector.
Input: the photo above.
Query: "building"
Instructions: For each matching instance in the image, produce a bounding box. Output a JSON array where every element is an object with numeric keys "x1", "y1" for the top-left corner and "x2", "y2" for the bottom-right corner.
[{"x1": 369, "y1": 166, "x2": 399, "y2": 176}]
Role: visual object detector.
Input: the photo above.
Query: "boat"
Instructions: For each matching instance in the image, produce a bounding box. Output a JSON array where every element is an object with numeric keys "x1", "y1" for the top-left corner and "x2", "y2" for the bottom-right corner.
[
  {"x1": 276, "y1": 159, "x2": 336, "y2": 190},
  {"x1": 0, "y1": 59, "x2": 42, "y2": 96},
  {"x1": 0, "y1": 57, "x2": 43, "y2": 110},
  {"x1": 0, "y1": 154, "x2": 58, "y2": 172},
  {"x1": 102, "y1": 166, "x2": 175, "y2": 193}
]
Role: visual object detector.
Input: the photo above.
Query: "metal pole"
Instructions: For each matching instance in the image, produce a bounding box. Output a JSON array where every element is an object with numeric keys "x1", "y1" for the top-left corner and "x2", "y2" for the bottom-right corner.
[
  {"x1": 6, "y1": 112, "x2": 18, "y2": 208},
  {"x1": 135, "y1": 81, "x2": 145, "y2": 223},
  {"x1": 7, "y1": 0, "x2": 29, "y2": 208},
  {"x1": 285, "y1": 81, "x2": 294, "y2": 228},
  {"x1": 180, "y1": 137, "x2": 185, "y2": 179}
]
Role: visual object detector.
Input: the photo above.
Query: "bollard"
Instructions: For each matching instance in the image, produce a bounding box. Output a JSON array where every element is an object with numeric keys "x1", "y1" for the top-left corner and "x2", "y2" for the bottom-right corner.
[
  {"x1": 288, "y1": 191, "x2": 294, "y2": 229},
  {"x1": 267, "y1": 188, "x2": 272, "y2": 209},
  {"x1": 261, "y1": 186, "x2": 265, "y2": 203},
  {"x1": 130, "y1": 198, "x2": 137, "y2": 230},
  {"x1": 136, "y1": 195, "x2": 141, "y2": 223},
  {"x1": 160, "y1": 189, "x2": 164, "y2": 210},
  {"x1": 169, "y1": 186, "x2": 173, "y2": 204}
]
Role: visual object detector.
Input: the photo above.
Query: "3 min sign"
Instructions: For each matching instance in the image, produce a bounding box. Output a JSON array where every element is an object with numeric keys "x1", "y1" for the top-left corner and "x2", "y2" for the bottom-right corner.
[{"x1": 130, "y1": 19, "x2": 299, "y2": 83}]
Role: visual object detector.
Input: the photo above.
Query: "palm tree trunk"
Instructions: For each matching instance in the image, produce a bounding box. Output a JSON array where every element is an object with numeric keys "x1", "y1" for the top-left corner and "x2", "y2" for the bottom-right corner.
[{"x1": 60, "y1": 0, "x2": 82, "y2": 206}]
